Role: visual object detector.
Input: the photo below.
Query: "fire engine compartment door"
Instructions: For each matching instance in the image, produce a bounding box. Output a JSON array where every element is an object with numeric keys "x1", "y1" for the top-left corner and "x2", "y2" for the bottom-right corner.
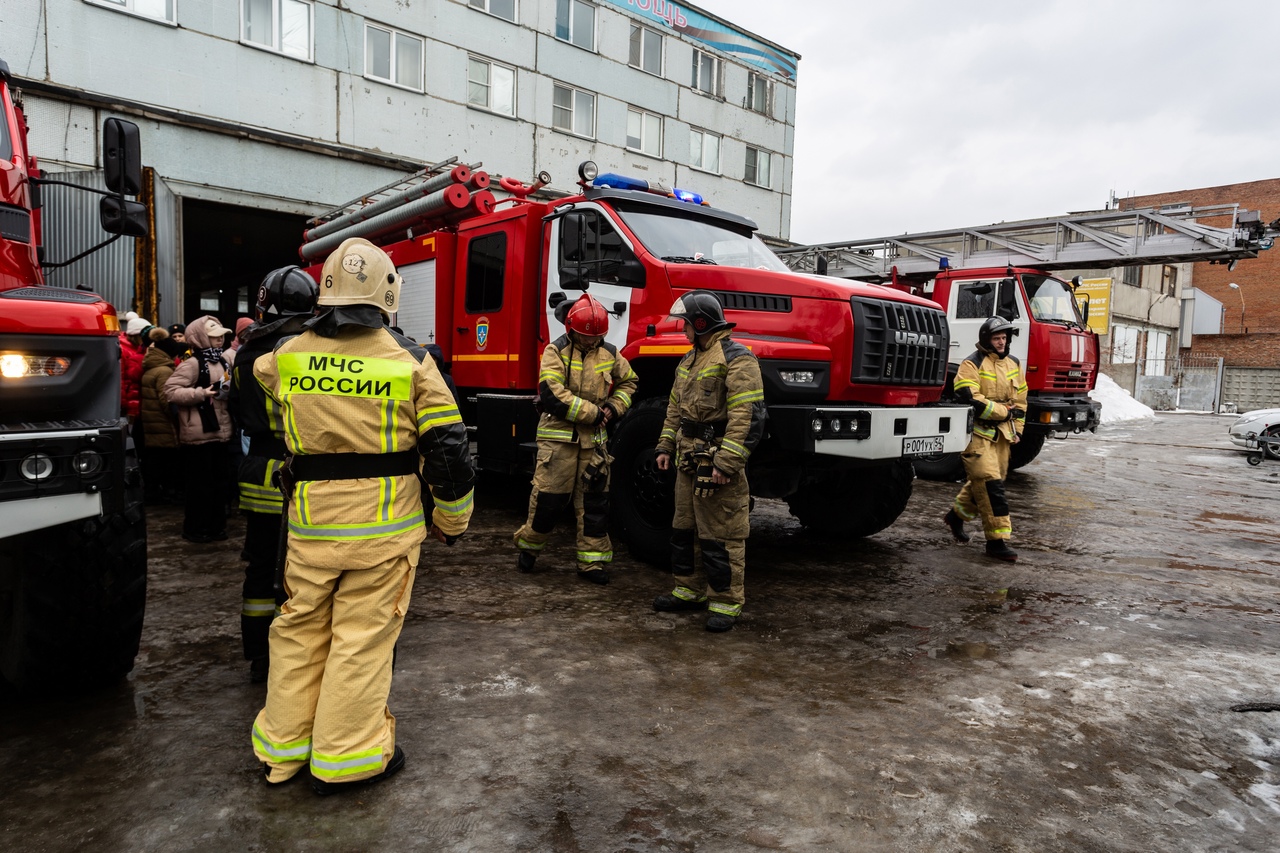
[
  {"x1": 545, "y1": 203, "x2": 636, "y2": 352},
  {"x1": 395, "y1": 259, "x2": 438, "y2": 348},
  {"x1": 452, "y1": 226, "x2": 518, "y2": 389},
  {"x1": 947, "y1": 277, "x2": 1029, "y2": 365}
]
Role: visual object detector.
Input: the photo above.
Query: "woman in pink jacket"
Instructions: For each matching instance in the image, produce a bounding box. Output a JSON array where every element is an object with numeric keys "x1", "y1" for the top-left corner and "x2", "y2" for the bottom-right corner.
[{"x1": 164, "y1": 315, "x2": 236, "y2": 542}]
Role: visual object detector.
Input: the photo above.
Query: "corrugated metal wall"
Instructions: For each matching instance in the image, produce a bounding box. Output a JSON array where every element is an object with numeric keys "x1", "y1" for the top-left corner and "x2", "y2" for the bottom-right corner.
[{"x1": 39, "y1": 170, "x2": 139, "y2": 317}]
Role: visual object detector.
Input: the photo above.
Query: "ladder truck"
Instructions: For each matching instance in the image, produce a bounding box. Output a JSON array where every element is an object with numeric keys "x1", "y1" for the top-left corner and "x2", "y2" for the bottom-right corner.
[
  {"x1": 776, "y1": 205, "x2": 1277, "y2": 479},
  {"x1": 296, "y1": 160, "x2": 971, "y2": 563}
]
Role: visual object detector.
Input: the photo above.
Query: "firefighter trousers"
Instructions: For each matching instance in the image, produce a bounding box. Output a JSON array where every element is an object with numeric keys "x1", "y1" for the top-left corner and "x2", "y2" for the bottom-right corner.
[
  {"x1": 241, "y1": 509, "x2": 283, "y2": 662},
  {"x1": 513, "y1": 439, "x2": 612, "y2": 569},
  {"x1": 252, "y1": 548, "x2": 417, "y2": 784},
  {"x1": 669, "y1": 467, "x2": 749, "y2": 617},
  {"x1": 954, "y1": 434, "x2": 1014, "y2": 541}
]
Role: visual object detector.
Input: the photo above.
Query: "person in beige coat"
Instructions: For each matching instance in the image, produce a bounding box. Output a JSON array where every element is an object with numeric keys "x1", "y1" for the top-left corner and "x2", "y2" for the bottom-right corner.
[{"x1": 164, "y1": 315, "x2": 235, "y2": 542}]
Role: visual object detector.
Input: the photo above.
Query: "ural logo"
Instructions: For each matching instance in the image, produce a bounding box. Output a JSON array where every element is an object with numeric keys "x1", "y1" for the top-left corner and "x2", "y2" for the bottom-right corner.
[
  {"x1": 476, "y1": 317, "x2": 490, "y2": 350},
  {"x1": 895, "y1": 331, "x2": 940, "y2": 347}
]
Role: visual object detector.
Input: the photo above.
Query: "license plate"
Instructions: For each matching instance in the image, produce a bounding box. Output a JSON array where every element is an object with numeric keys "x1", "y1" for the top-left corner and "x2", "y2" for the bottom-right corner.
[
  {"x1": 1068, "y1": 370, "x2": 1084, "y2": 378},
  {"x1": 902, "y1": 435, "x2": 945, "y2": 457}
]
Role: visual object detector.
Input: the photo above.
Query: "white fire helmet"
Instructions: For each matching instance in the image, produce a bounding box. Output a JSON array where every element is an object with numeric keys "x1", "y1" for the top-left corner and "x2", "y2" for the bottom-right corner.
[{"x1": 318, "y1": 237, "x2": 402, "y2": 320}]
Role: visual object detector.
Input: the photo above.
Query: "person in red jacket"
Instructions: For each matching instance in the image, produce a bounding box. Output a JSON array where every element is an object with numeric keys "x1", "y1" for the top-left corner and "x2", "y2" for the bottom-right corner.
[{"x1": 118, "y1": 316, "x2": 153, "y2": 423}]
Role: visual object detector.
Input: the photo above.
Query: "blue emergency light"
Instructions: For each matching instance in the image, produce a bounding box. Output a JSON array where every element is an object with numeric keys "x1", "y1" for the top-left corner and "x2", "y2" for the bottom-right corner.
[{"x1": 582, "y1": 161, "x2": 708, "y2": 206}]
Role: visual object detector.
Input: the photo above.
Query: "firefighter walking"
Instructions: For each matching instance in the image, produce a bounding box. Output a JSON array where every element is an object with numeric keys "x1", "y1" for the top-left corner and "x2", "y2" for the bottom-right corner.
[
  {"x1": 228, "y1": 266, "x2": 318, "y2": 684},
  {"x1": 944, "y1": 316, "x2": 1028, "y2": 562},
  {"x1": 250, "y1": 237, "x2": 475, "y2": 795},
  {"x1": 513, "y1": 294, "x2": 637, "y2": 584},
  {"x1": 653, "y1": 291, "x2": 765, "y2": 632}
]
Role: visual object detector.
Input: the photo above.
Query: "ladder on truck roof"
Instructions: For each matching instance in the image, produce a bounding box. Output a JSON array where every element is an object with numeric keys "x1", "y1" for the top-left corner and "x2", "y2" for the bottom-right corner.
[
  {"x1": 776, "y1": 205, "x2": 1277, "y2": 282},
  {"x1": 306, "y1": 157, "x2": 472, "y2": 227}
]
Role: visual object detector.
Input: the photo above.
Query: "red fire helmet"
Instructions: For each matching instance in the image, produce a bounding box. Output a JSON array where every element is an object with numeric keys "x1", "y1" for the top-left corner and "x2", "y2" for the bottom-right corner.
[{"x1": 566, "y1": 294, "x2": 609, "y2": 337}]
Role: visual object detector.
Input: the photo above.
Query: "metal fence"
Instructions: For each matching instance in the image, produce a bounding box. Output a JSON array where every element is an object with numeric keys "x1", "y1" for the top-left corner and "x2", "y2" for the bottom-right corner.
[{"x1": 1136, "y1": 354, "x2": 1223, "y2": 412}]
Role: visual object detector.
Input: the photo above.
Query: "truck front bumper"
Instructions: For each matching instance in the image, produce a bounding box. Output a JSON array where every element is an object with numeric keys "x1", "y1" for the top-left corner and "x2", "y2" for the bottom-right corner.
[
  {"x1": 1026, "y1": 396, "x2": 1101, "y2": 435},
  {"x1": 767, "y1": 404, "x2": 972, "y2": 460},
  {"x1": 0, "y1": 422, "x2": 125, "y2": 538}
]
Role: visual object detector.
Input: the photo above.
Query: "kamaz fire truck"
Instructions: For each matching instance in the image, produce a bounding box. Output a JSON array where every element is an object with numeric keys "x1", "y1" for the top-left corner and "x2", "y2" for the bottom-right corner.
[
  {"x1": 299, "y1": 161, "x2": 971, "y2": 561},
  {"x1": 0, "y1": 58, "x2": 150, "y2": 693},
  {"x1": 777, "y1": 206, "x2": 1277, "y2": 479}
]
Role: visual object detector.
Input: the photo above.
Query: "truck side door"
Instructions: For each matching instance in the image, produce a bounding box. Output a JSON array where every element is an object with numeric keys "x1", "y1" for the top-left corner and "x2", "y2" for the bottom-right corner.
[
  {"x1": 545, "y1": 204, "x2": 640, "y2": 351},
  {"x1": 949, "y1": 277, "x2": 1029, "y2": 363},
  {"x1": 451, "y1": 224, "x2": 519, "y2": 390}
]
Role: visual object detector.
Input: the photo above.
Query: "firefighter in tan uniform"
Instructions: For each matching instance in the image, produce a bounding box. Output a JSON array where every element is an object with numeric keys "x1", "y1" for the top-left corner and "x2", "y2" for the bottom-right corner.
[
  {"x1": 652, "y1": 291, "x2": 765, "y2": 632},
  {"x1": 250, "y1": 237, "x2": 475, "y2": 795},
  {"x1": 944, "y1": 316, "x2": 1028, "y2": 562},
  {"x1": 513, "y1": 294, "x2": 638, "y2": 584}
]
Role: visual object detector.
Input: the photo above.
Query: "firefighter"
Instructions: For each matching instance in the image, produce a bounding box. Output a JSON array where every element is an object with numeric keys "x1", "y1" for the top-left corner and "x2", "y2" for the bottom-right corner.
[
  {"x1": 250, "y1": 237, "x2": 475, "y2": 795},
  {"x1": 652, "y1": 291, "x2": 765, "y2": 632},
  {"x1": 944, "y1": 316, "x2": 1028, "y2": 562},
  {"x1": 227, "y1": 266, "x2": 318, "y2": 683},
  {"x1": 513, "y1": 293, "x2": 638, "y2": 584}
]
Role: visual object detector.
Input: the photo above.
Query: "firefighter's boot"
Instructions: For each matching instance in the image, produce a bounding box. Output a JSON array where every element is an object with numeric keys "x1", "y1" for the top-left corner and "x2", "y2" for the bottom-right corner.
[
  {"x1": 706, "y1": 613, "x2": 737, "y2": 633},
  {"x1": 653, "y1": 593, "x2": 708, "y2": 612},
  {"x1": 985, "y1": 539, "x2": 1018, "y2": 562},
  {"x1": 517, "y1": 550, "x2": 538, "y2": 573},
  {"x1": 310, "y1": 746, "x2": 406, "y2": 796},
  {"x1": 577, "y1": 564, "x2": 610, "y2": 585},
  {"x1": 944, "y1": 509, "x2": 970, "y2": 544}
]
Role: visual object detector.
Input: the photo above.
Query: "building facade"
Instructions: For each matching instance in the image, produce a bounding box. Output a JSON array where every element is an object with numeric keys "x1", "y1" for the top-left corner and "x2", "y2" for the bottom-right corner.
[{"x1": 6, "y1": 0, "x2": 799, "y2": 324}]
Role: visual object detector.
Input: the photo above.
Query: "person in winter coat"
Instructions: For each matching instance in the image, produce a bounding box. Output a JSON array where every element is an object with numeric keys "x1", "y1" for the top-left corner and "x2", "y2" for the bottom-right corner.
[
  {"x1": 118, "y1": 317, "x2": 155, "y2": 423},
  {"x1": 164, "y1": 315, "x2": 236, "y2": 542},
  {"x1": 139, "y1": 336, "x2": 187, "y2": 504}
]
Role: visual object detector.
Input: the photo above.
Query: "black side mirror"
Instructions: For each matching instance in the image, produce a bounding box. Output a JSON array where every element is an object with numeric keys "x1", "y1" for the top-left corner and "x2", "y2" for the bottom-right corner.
[
  {"x1": 103, "y1": 118, "x2": 143, "y2": 196},
  {"x1": 558, "y1": 267, "x2": 589, "y2": 290},
  {"x1": 99, "y1": 196, "x2": 149, "y2": 237}
]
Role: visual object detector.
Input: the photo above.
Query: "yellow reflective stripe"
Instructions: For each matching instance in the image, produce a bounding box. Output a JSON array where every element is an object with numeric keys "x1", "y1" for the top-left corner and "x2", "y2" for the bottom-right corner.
[
  {"x1": 720, "y1": 437, "x2": 749, "y2": 458},
  {"x1": 276, "y1": 353, "x2": 413, "y2": 400},
  {"x1": 252, "y1": 723, "x2": 311, "y2": 761},
  {"x1": 708, "y1": 602, "x2": 742, "y2": 617},
  {"x1": 378, "y1": 399, "x2": 393, "y2": 454},
  {"x1": 973, "y1": 425, "x2": 997, "y2": 439},
  {"x1": 672, "y1": 586, "x2": 706, "y2": 602},
  {"x1": 239, "y1": 483, "x2": 279, "y2": 499},
  {"x1": 377, "y1": 477, "x2": 392, "y2": 522},
  {"x1": 1006, "y1": 369, "x2": 1021, "y2": 379},
  {"x1": 417, "y1": 404, "x2": 462, "y2": 433},
  {"x1": 265, "y1": 393, "x2": 286, "y2": 436},
  {"x1": 953, "y1": 500, "x2": 978, "y2": 520},
  {"x1": 695, "y1": 365, "x2": 727, "y2": 379},
  {"x1": 433, "y1": 489, "x2": 474, "y2": 516},
  {"x1": 659, "y1": 428, "x2": 677, "y2": 442},
  {"x1": 594, "y1": 360, "x2": 615, "y2": 373},
  {"x1": 669, "y1": 390, "x2": 677, "y2": 402},
  {"x1": 577, "y1": 550, "x2": 613, "y2": 563},
  {"x1": 613, "y1": 391, "x2": 632, "y2": 408},
  {"x1": 953, "y1": 378, "x2": 978, "y2": 390},
  {"x1": 240, "y1": 495, "x2": 284, "y2": 513},
  {"x1": 242, "y1": 598, "x2": 276, "y2": 617},
  {"x1": 310, "y1": 747, "x2": 384, "y2": 779},
  {"x1": 980, "y1": 401, "x2": 995, "y2": 419},
  {"x1": 622, "y1": 368, "x2": 637, "y2": 380},
  {"x1": 289, "y1": 512, "x2": 426, "y2": 541},
  {"x1": 727, "y1": 389, "x2": 764, "y2": 407},
  {"x1": 539, "y1": 370, "x2": 564, "y2": 382},
  {"x1": 977, "y1": 370, "x2": 997, "y2": 380},
  {"x1": 990, "y1": 528, "x2": 1012, "y2": 537},
  {"x1": 537, "y1": 427, "x2": 575, "y2": 441},
  {"x1": 568, "y1": 358, "x2": 584, "y2": 372},
  {"x1": 676, "y1": 366, "x2": 690, "y2": 377},
  {"x1": 283, "y1": 394, "x2": 305, "y2": 454},
  {"x1": 516, "y1": 537, "x2": 546, "y2": 551},
  {"x1": 568, "y1": 397, "x2": 583, "y2": 420},
  {"x1": 1017, "y1": 384, "x2": 1028, "y2": 393}
]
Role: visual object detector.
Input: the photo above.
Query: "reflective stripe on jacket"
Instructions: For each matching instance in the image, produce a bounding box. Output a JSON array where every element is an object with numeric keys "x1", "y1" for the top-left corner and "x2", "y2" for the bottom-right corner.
[
  {"x1": 954, "y1": 349, "x2": 1028, "y2": 442},
  {"x1": 536, "y1": 335, "x2": 638, "y2": 447}
]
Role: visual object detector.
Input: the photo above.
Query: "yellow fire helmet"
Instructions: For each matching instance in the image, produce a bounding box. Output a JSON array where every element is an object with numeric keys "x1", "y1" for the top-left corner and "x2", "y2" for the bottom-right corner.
[{"x1": 318, "y1": 237, "x2": 402, "y2": 320}]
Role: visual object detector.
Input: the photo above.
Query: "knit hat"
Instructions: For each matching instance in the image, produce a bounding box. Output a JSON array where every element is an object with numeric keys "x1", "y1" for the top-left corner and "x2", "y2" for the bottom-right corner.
[{"x1": 125, "y1": 317, "x2": 153, "y2": 336}]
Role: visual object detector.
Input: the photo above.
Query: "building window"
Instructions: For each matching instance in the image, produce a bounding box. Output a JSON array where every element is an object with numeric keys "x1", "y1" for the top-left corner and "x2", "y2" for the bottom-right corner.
[
  {"x1": 1161, "y1": 265, "x2": 1178, "y2": 296},
  {"x1": 243, "y1": 0, "x2": 313, "y2": 60},
  {"x1": 1111, "y1": 324, "x2": 1138, "y2": 364},
  {"x1": 90, "y1": 0, "x2": 175, "y2": 24},
  {"x1": 1144, "y1": 330, "x2": 1169, "y2": 376},
  {"x1": 365, "y1": 25, "x2": 424, "y2": 90},
  {"x1": 689, "y1": 128, "x2": 720, "y2": 174},
  {"x1": 745, "y1": 147, "x2": 771, "y2": 188},
  {"x1": 691, "y1": 48, "x2": 721, "y2": 96},
  {"x1": 747, "y1": 72, "x2": 773, "y2": 115},
  {"x1": 469, "y1": 0, "x2": 516, "y2": 22},
  {"x1": 466, "y1": 232, "x2": 506, "y2": 313},
  {"x1": 555, "y1": 0, "x2": 595, "y2": 51},
  {"x1": 1121, "y1": 266, "x2": 1141, "y2": 287},
  {"x1": 626, "y1": 108, "x2": 662, "y2": 157},
  {"x1": 468, "y1": 57, "x2": 516, "y2": 116},
  {"x1": 553, "y1": 84, "x2": 595, "y2": 138},
  {"x1": 629, "y1": 24, "x2": 662, "y2": 75}
]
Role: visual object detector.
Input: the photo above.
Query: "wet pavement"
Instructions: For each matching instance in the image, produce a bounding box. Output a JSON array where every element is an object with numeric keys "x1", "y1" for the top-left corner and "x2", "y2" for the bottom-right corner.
[{"x1": 4, "y1": 412, "x2": 1280, "y2": 852}]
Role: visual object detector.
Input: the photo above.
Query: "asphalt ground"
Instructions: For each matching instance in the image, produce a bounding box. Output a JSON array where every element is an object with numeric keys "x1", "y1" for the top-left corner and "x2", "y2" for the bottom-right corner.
[{"x1": 3, "y1": 412, "x2": 1279, "y2": 852}]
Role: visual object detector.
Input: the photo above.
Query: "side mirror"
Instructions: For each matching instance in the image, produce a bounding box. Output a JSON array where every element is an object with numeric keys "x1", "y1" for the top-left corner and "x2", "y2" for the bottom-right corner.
[
  {"x1": 99, "y1": 196, "x2": 149, "y2": 237},
  {"x1": 1080, "y1": 300, "x2": 1090, "y2": 326},
  {"x1": 557, "y1": 266, "x2": 589, "y2": 290},
  {"x1": 103, "y1": 118, "x2": 143, "y2": 196}
]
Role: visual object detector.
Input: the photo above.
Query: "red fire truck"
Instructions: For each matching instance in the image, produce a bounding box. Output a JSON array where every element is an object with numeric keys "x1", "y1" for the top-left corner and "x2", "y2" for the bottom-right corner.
[
  {"x1": 0, "y1": 58, "x2": 150, "y2": 692},
  {"x1": 300, "y1": 161, "x2": 971, "y2": 561}
]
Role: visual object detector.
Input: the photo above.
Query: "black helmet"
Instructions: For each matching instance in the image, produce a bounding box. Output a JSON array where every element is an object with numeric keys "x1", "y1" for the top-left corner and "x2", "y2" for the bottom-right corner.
[
  {"x1": 668, "y1": 290, "x2": 733, "y2": 335},
  {"x1": 978, "y1": 316, "x2": 1017, "y2": 351},
  {"x1": 256, "y1": 266, "x2": 319, "y2": 321}
]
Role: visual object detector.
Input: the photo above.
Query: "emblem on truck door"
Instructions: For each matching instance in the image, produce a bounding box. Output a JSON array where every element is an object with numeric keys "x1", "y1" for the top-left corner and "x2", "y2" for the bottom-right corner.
[{"x1": 476, "y1": 317, "x2": 490, "y2": 350}]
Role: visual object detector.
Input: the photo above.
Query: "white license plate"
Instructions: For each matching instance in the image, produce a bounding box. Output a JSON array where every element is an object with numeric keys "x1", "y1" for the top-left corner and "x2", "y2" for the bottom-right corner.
[{"x1": 902, "y1": 435, "x2": 945, "y2": 457}]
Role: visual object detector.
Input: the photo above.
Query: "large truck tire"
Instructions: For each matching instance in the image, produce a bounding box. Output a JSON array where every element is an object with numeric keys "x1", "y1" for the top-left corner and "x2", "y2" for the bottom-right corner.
[
  {"x1": 1009, "y1": 430, "x2": 1047, "y2": 471},
  {"x1": 910, "y1": 452, "x2": 965, "y2": 482},
  {"x1": 786, "y1": 459, "x2": 915, "y2": 538},
  {"x1": 609, "y1": 398, "x2": 675, "y2": 566},
  {"x1": 0, "y1": 469, "x2": 147, "y2": 695}
]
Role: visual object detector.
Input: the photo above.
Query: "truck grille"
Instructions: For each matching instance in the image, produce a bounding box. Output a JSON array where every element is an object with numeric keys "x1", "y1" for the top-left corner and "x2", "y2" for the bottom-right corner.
[
  {"x1": 1051, "y1": 369, "x2": 1091, "y2": 391},
  {"x1": 848, "y1": 296, "x2": 949, "y2": 386}
]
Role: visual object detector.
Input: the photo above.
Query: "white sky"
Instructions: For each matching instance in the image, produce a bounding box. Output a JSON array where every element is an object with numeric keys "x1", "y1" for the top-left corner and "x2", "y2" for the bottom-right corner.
[{"x1": 703, "y1": 0, "x2": 1280, "y2": 244}]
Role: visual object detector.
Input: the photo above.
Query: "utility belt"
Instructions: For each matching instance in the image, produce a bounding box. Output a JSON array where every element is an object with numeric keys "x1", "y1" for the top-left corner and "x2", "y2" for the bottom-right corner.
[
  {"x1": 286, "y1": 449, "x2": 419, "y2": 482},
  {"x1": 680, "y1": 418, "x2": 727, "y2": 441},
  {"x1": 248, "y1": 435, "x2": 289, "y2": 460}
]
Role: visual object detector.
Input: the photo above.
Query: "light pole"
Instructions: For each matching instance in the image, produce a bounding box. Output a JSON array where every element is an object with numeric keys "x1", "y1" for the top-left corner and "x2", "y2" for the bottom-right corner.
[{"x1": 1228, "y1": 282, "x2": 1246, "y2": 334}]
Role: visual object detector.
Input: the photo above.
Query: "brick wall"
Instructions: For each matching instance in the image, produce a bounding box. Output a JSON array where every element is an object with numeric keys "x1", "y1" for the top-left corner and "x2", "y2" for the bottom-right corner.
[{"x1": 1189, "y1": 332, "x2": 1280, "y2": 366}]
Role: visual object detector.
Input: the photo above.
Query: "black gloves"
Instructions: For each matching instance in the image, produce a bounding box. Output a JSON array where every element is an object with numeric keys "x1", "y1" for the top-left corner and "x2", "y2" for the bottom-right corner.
[{"x1": 1007, "y1": 407, "x2": 1026, "y2": 421}]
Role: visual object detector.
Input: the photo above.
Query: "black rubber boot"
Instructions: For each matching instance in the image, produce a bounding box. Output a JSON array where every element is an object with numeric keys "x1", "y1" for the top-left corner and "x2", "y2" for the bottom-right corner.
[
  {"x1": 516, "y1": 551, "x2": 537, "y2": 573},
  {"x1": 985, "y1": 539, "x2": 1018, "y2": 562},
  {"x1": 577, "y1": 567, "x2": 610, "y2": 585},
  {"x1": 944, "y1": 509, "x2": 970, "y2": 543},
  {"x1": 311, "y1": 746, "x2": 406, "y2": 796},
  {"x1": 653, "y1": 593, "x2": 708, "y2": 612},
  {"x1": 249, "y1": 656, "x2": 269, "y2": 684},
  {"x1": 706, "y1": 613, "x2": 737, "y2": 633}
]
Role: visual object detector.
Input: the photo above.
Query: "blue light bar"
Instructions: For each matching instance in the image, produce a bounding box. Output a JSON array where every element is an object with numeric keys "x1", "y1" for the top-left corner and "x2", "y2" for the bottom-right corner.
[
  {"x1": 593, "y1": 173, "x2": 661, "y2": 193},
  {"x1": 672, "y1": 188, "x2": 704, "y2": 205}
]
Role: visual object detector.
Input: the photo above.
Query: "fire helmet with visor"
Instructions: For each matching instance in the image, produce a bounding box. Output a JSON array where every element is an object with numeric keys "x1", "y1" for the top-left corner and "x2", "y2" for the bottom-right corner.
[
  {"x1": 256, "y1": 265, "x2": 319, "y2": 321},
  {"x1": 318, "y1": 237, "x2": 402, "y2": 320},
  {"x1": 978, "y1": 316, "x2": 1018, "y2": 352},
  {"x1": 667, "y1": 290, "x2": 733, "y2": 336}
]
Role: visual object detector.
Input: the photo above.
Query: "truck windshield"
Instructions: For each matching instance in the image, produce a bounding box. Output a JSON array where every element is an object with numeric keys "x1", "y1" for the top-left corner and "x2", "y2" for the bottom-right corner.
[
  {"x1": 1023, "y1": 274, "x2": 1084, "y2": 325},
  {"x1": 0, "y1": 105, "x2": 11, "y2": 161},
  {"x1": 613, "y1": 208, "x2": 791, "y2": 273}
]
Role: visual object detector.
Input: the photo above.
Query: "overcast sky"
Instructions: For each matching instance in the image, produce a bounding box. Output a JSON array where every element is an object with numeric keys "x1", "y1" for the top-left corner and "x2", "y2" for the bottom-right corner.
[{"x1": 704, "y1": 0, "x2": 1280, "y2": 244}]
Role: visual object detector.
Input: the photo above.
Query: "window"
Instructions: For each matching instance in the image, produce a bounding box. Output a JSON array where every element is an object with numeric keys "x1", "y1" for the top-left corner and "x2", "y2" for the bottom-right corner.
[
  {"x1": 365, "y1": 25, "x2": 424, "y2": 90},
  {"x1": 691, "y1": 48, "x2": 721, "y2": 96},
  {"x1": 1161, "y1": 265, "x2": 1178, "y2": 296},
  {"x1": 1110, "y1": 324, "x2": 1138, "y2": 364},
  {"x1": 559, "y1": 211, "x2": 638, "y2": 286},
  {"x1": 747, "y1": 72, "x2": 773, "y2": 115},
  {"x1": 1144, "y1": 330, "x2": 1169, "y2": 376},
  {"x1": 468, "y1": 57, "x2": 516, "y2": 116},
  {"x1": 91, "y1": 0, "x2": 175, "y2": 24},
  {"x1": 629, "y1": 25, "x2": 662, "y2": 75},
  {"x1": 552, "y1": 84, "x2": 595, "y2": 138},
  {"x1": 745, "y1": 147, "x2": 771, "y2": 188},
  {"x1": 1121, "y1": 266, "x2": 1141, "y2": 287},
  {"x1": 955, "y1": 280, "x2": 999, "y2": 320},
  {"x1": 555, "y1": 0, "x2": 595, "y2": 51},
  {"x1": 469, "y1": 0, "x2": 516, "y2": 22},
  {"x1": 614, "y1": 207, "x2": 791, "y2": 273},
  {"x1": 242, "y1": 0, "x2": 312, "y2": 60},
  {"x1": 466, "y1": 233, "x2": 506, "y2": 313},
  {"x1": 626, "y1": 108, "x2": 662, "y2": 157},
  {"x1": 689, "y1": 129, "x2": 720, "y2": 173}
]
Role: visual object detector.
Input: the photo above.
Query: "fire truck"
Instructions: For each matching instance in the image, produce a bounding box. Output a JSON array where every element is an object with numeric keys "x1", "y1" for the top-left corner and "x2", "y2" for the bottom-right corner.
[
  {"x1": 0, "y1": 58, "x2": 150, "y2": 692},
  {"x1": 299, "y1": 161, "x2": 971, "y2": 562},
  {"x1": 777, "y1": 206, "x2": 1277, "y2": 479}
]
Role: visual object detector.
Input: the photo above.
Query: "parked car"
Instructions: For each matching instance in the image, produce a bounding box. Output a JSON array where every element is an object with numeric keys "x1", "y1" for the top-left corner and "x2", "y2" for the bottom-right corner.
[{"x1": 1228, "y1": 408, "x2": 1280, "y2": 459}]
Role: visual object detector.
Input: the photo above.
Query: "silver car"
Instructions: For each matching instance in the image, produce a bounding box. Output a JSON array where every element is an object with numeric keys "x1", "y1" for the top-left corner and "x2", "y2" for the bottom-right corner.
[{"x1": 1228, "y1": 408, "x2": 1280, "y2": 459}]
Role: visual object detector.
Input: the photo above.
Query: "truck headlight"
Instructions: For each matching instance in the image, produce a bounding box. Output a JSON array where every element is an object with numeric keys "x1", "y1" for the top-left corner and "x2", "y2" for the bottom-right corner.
[
  {"x1": 74, "y1": 450, "x2": 104, "y2": 476},
  {"x1": 20, "y1": 453, "x2": 55, "y2": 481},
  {"x1": 1, "y1": 354, "x2": 72, "y2": 378},
  {"x1": 1038, "y1": 411, "x2": 1061, "y2": 425},
  {"x1": 779, "y1": 370, "x2": 815, "y2": 385}
]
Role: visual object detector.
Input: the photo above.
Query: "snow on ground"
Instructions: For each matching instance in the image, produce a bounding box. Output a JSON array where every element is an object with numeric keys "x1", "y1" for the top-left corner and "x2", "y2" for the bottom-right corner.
[{"x1": 1090, "y1": 372, "x2": 1156, "y2": 425}]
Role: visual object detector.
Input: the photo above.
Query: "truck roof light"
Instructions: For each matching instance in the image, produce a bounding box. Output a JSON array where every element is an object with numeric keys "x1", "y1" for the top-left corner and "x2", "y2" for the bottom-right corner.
[
  {"x1": 578, "y1": 161, "x2": 598, "y2": 182},
  {"x1": 672, "y1": 188, "x2": 705, "y2": 206},
  {"x1": 590, "y1": 171, "x2": 710, "y2": 206}
]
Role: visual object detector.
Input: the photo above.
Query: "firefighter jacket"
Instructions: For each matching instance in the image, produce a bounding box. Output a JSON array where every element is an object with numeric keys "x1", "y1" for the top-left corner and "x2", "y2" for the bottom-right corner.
[
  {"x1": 253, "y1": 322, "x2": 475, "y2": 570},
  {"x1": 655, "y1": 329, "x2": 766, "y2": 478},
  {"x1": 954, "y1": 348, "x2": 1028, "y2": 443},
  {"x1": 535, "y1": 335, "x2": 638, "y2": 447}
]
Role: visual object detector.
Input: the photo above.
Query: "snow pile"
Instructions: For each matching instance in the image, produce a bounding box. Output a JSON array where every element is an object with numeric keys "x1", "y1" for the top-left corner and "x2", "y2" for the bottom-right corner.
[{"x1": 1089, "y1": 372, "x2": 1156, "y2": 425}]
